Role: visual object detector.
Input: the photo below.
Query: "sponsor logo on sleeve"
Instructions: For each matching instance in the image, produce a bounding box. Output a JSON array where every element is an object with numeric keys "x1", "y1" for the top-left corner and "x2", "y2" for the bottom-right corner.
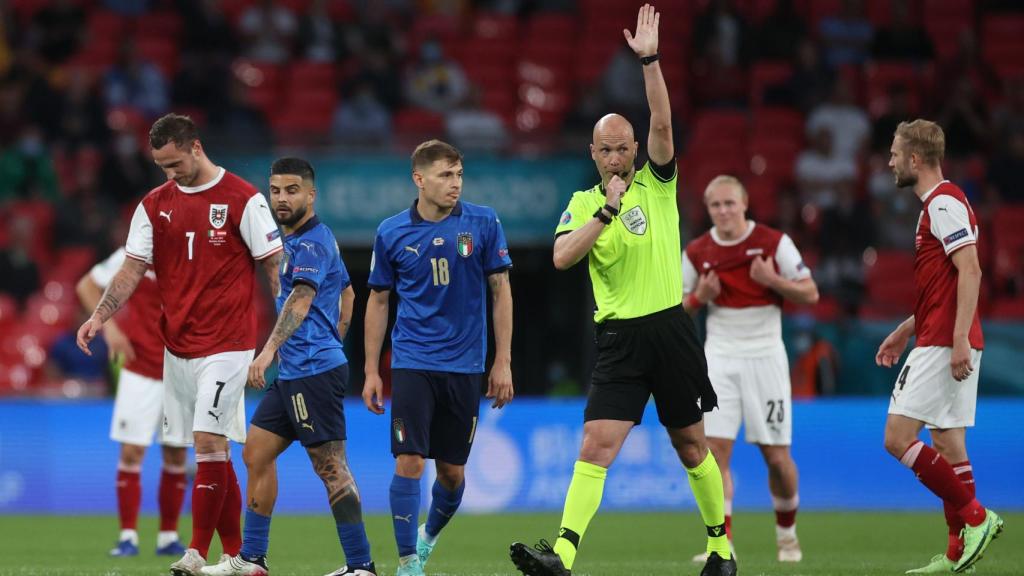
[
  {"x1": 559, "y1": 211, "x2": 572, "y2": 225},
  {"x1": 292, "y1": 266, "x2": 319, "y2": 275},
  {"x1": 266, "y1": 228, "x2": 281, "y2": 242},
  {"x1": 943, "y1": 229, "x2": 968, "y2": 245},
  {"x1": 498, "y1": 247, "x2": 509, "y2": 258}
]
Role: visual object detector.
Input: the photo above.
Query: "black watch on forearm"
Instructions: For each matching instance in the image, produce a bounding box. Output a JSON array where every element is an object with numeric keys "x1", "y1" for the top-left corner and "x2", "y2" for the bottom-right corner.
[
  {"x1": 639, "y1": 53, "x2": 660, "y2": 66},
  {"x1": 593, "y1": 207, "x2": 613, "y2": 225}
]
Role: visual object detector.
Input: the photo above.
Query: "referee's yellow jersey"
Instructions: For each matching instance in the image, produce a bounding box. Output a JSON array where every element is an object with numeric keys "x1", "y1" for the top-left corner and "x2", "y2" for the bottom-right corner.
[{"x1": 555, "y1": 161, "x2": 682, "y2": 323}]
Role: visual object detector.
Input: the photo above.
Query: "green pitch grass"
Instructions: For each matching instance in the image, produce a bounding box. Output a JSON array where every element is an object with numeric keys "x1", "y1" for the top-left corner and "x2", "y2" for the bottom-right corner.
[{"x1": 0, "y1": 512, "x2": 1019, "y2": 575}]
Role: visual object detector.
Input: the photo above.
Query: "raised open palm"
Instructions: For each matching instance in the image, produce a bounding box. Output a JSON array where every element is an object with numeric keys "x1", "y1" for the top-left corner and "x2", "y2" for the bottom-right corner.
[{"x1": 623, "y1": 3, "x2": 659, "y2": 57}]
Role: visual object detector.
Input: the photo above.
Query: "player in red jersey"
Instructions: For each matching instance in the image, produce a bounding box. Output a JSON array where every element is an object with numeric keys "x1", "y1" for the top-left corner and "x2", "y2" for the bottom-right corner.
[
  {"x1": 877, "y1": 120, "x2": 1002, "y2": 574},
  {"x1": 76, "y1": 114, "x2": 284, "y2": 576},
  {"x1": 682, "y1": 175, "x2": 819, "y2": 563},
  {"x1": 77, "y1": 249, "x2": 188, "y2": 558}
]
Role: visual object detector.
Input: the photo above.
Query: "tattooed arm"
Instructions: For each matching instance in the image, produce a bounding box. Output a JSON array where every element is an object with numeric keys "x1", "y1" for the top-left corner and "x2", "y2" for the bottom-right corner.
[
  {"x1": 338, "y1": 284, "x2": 355, "y2": 340},
  {"x1": 75, "y1": 257, "x2": 148, "y2": 355},
  {"x1": 247, "y1": 283, "x2": 316, "y2": 389},
  {"x1": 486, "y1": 271, "x2": 514, "y2": 408},
  {"x1": 259, "y1": 251, "x2": 283, "y2": 298}
]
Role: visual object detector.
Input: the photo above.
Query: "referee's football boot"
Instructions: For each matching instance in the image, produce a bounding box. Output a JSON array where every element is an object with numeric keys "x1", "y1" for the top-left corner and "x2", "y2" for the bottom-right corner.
[
  {"x1": 199, "y1": 554, "x2": 268, "y2": 576},
  {"x1": 906, "y1": 553, "x2": 975, "y2": 574},
  {"x1": 323, "y1": 562, "x2": 377, "y2": 576},
  {"x1": 509, "y1": 540, "x2": 570, "y2": 576},
  {"x1": 954, "y1": 509, "x2": 1004, "y2": 573},
  {"x1": 700, "y1": 551, "x2": 737, "y2": 576}
]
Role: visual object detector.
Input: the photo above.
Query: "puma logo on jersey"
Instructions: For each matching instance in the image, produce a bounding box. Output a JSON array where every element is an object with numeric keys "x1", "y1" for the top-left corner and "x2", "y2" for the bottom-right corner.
[
  {"x1": 159, "y1": 210, "x2": 173, "y2": 222},
  {"x1": 301, "y1": 422, "x2": 315, "y2": 433},
  {"x1": 208, "y1": 410, "x2": 221, "y2": 423},
  {"x1": 196, "y1": 483, "x2": 218, "y2": 491},
  {"x1": 404, "y1": 244, "x2": 421, "y2": 257}
]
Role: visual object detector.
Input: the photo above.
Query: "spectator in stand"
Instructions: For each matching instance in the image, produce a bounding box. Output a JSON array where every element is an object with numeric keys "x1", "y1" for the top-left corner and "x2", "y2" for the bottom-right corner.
[
  {"x1": 795, "y1": 126, "x2": 858, "y2": 209},
  {"x1": 767, "y1": 39, "x2": 834, "y2": 113},
  {"x1": 752, "y1": 0, "x2": 806, "y2": 61},
  {"x1": 601, "y1": 46, "x2": 647, "y2": 120},
  {"x1": 203, "y1": 77, "x2": 272, "y2": 151},
  {"x1": 0, "y1": 80, "x2": 24, "y2": 148},
  {"x1": 871, "y1": 84, "x2": 914, "y2": 154},
  {"x1": 0, "y1": 218, "x2": 41, "y2": 306},
  {"x1": 937, "y1": 76, "x2": 990, "y2": 158},
  {"x1": 692, "y1": 0, "x2": 750, "y2": 69},
  {"x1": 0, "y1": 125, "x2": 60, "y2": 202},
  {"x1": 180, "y1": 0, "x2": 238, "y2": 60},
  {"x1": 817, "y1": 186, "x2": 872, "y2": 316},
  {"x1": 818, "y1": 0, "x2": 874, "y2": 68},
  {"x1": 103, "y1": 41, "x2": 169, "y2": 119},
  {"x1": 988, "y1": 129, "x2": 1024, "y2": 204},
  {"x1": 445, "y1": 88, "x2": 507, "y2": 153},
  {"x1": 26, "y1": 0, "x2": 84, "y2": 65},
  {"x1": 171, "y1": 54, "x2": 230, "y2": 119},
  {"x1": 52, "y1": 68, "x2": 110, "y2": 152},
  {"x1": 992, "y1": 77, "x2": 1024, "y2": 151},
  {"x1": 332, "y1": 81, "x2": 392, "y2": 148},
  {"x1": 238, "y1": 0, "x2": 298, "y2": 64},
  {"x1": 405, "y1": 39, "x2": 469, "y2": 113},
  {"x1": 807, "y1": 77, "x2": 870, "y2": 161},
  {"x1": 934, "y1": 30, "x2": 1000, "y2": 108},
  {"x1": 347, "y1": 48, "x2": 404, "y2": 111},
  {"x1": 870, "y1": 0, "x2": 934, "y2": 62},
  {"x1": 299, "y1": 0, "x2": 348, "y2": 62},
  {"x1": 99, "y1": 128, "x2": 163, "y2": 205},
  {"x1": 691, "y1": 40, "x2": 748, "y2": 109}
]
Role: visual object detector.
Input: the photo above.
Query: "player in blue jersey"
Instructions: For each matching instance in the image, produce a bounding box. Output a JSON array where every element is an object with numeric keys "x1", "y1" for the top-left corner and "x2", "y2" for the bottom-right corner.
[
  {"x1": 363, "y1": 139, "x2": 515, "y2": 576},
  {"x1": 203, "y1": 158, "x2": 374, "y2": 576}
]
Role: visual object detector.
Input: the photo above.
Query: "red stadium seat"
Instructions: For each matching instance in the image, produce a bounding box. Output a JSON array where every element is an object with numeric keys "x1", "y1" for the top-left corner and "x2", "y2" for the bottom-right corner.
[
  {"x1": 472, "y1": 13, "x2": 519, "y2": 42},
  {"x1": 991, "y1": 206, "x2": 1024, "y2": 296},
  {"x1": 865, "y1": 250, "x2": 917, "y2": 316},
  {"x1": 748, "y1": 136, "x2": 801, "y2": 184},
  {"x1": 393, "y1": 108, "x2": 446, "y2": 134},
  {"x1": 690, "y1": 110, "x2": 748, "y2": 150},
  {"x1": 288, "y1": 61, "x2": 338, "y2": 87},
  {"x1": 864, "y1": 62, "x2": 926, "y2": 118},
  {"x1": 235, "y1": 61, "x2": 283, "y2": 115},
  {"x1": 524, "y1": 13, "x2": 576, "y2": 43},
  {"x1": 135, "y1": 11, "x2": 183, "y2": 40},
  {"x1": 990, "y1": 297, "x2": 1024, "y2": 319},
  {"x1": 0, "y1": 294, "x2": 18, "y2": 328},
  {"x1": 750, "y1": 108, "x2": 804, "y2": 142},
  {"x1": 744, "y1": 177, "x2": 781, "y2": 223},
  {"x1": 134, "y1": 36, "x2": 179, "y2": 77},
  {"x1": 87, "y1": 10, "x2": 128, "y2": 39},
  {"x1": 749, "y1": 62, "x2": 794, "y2": 108},
  {"x1": 923, "y1": 0, "x2": 971, "y2": 23},
  {"x1": 925, "y1": 19, "x2": 971, "y2": 62},
  {"x1": 47, "y1": 247, "x2": 97, "y2": 284}
]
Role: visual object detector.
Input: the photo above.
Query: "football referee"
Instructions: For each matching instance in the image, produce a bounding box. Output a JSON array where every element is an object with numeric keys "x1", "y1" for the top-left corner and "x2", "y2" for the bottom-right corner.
[{"x1": 510, "y1": 5, "x2": 735, "y2": 576}]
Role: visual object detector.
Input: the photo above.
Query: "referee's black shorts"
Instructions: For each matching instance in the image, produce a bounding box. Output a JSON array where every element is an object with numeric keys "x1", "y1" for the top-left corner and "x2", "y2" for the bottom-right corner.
[{"x1": 584, "y1": 306, "x2": 718, "y2": 429}]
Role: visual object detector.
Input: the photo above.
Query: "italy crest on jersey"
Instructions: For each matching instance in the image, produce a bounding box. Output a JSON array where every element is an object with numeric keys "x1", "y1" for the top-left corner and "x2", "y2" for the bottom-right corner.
[
  {"x1": 457, "y1": 232, "x2": 474, "y2": 257},
  {"x1": 209, "y1": 204, "x2": 228, "y2": 229}
]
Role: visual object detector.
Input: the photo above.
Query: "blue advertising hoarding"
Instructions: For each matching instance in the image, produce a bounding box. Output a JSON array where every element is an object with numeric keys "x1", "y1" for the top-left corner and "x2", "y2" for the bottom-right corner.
[
  {"x1": 1, "y1": 398, "x2": 1021, "y2": 514},
  {"x1": 223, "y1": 156, "x2": 596, "y2": 246}
]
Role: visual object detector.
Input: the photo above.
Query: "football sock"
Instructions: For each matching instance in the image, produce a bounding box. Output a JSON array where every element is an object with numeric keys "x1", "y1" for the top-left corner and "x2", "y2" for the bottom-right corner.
[
  {"x1": 900, "y1": 442, "x2": 985, "y2": 527},
  {"x1": 240, "y1": 508, "x2": 272, "y2": 561},
  {"x1": 390, "y1": 475, "x2": 420, "y2": 557},
  {"x1": 337, "y1": 522, "x2": 373, "y2": 567},
  {"x1": 158, "y1": 464, "x2": 187, "y2": 532},
  {"x1": 724, "y1": 499, "x2": 733, "y2": 539},
  {"x1": 773, "y1": 494, "x2": 799, "y2": 530},
  {"x1": 217, "y1": 461, "x2": 243, "y2": 556},
  {"x1": 687, "y1": 451, "x2": 731, "y2": 560},
  {"x1": 553, "y1": 460, "x2": 607, "y2": 570},
  {"x1": 189, "y1": 453, "x2": 229, "y2": 558},
  {"x1": 116, "y1": 465, "x2": 142, "y2": 533},
  {"x1": 425, "y1": 479, "x2": 465, "y2": 539},
  {"x1": 944, "y1": 461, "x2": 975, "y2": 561}
]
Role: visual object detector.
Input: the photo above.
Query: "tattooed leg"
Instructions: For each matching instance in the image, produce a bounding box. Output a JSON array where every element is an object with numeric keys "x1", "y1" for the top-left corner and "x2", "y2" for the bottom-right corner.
[{"x1": 307, "y1": 440, "x2": 362, "y2": 523}]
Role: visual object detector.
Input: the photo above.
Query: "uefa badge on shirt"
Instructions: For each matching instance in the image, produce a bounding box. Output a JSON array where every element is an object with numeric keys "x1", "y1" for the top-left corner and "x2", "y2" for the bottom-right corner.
[{"x1": 457, "y1": 232, "x2": 474, "y2": 257}]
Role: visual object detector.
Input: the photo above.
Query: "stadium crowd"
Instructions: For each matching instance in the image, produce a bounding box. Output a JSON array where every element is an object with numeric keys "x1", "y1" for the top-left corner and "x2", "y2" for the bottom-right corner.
[{"x1": 0, "y1": 0, "x2": 1023, "y2": 396}]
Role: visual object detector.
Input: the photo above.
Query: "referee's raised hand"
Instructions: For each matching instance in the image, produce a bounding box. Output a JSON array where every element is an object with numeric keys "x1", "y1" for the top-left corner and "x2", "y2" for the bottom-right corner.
[{"x1": 624, "y1": 3, "x2": 659, "y2": 58}]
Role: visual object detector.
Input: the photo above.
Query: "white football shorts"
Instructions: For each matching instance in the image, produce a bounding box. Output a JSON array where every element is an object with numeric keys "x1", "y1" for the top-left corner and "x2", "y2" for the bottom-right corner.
[
  {"x1": 162, "y1": 349, "x2": 253, "y2": 445},
  {"x1": 109, "y1": 369, "x2": 187, "y2": 447},
  {"x1": 888, "y1": 346, "x2": 981, "y2": 429},
  {"x1": 703, "y1": 349, "x2": 792, "y2": 445}
]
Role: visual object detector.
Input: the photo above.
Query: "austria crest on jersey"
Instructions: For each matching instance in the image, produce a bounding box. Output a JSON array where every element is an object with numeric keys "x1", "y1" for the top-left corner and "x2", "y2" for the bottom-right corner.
[
  {"x1": 209, "y1": 204, "x2": 228, "y2": 229},
  {"x1": 456, "y1": 232, "x2": 474, "y2": 257}
]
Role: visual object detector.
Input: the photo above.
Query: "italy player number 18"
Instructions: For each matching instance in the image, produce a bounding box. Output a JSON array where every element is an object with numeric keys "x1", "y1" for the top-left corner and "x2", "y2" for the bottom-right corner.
[{"x1": 431, "y1": 257, "x2": 450, "y2": 286}]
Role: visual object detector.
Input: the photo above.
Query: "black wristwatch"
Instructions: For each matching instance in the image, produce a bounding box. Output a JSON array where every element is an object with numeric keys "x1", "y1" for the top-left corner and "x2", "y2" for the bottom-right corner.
[
  {"x1": 639, "y1": 53, "x2": 660, "y2": 66},
  {"x1": 593, "y1": 207, "x2": 613, "y2": 225}
]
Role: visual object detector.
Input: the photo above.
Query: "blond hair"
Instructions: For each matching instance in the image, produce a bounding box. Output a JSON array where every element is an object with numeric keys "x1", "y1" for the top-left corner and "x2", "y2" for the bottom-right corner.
[
  {"x1": 895, "y1": 120, "x2": 945, "y2": 166},
  {"x1": 703, "y1": 174, "x2": 748, "y2": 201}
]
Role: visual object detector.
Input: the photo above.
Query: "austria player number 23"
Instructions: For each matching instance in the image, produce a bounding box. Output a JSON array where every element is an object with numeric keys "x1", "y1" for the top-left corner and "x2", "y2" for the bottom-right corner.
[{"x1": 766, "y1": 399, "x2": 785, "y2": 424}]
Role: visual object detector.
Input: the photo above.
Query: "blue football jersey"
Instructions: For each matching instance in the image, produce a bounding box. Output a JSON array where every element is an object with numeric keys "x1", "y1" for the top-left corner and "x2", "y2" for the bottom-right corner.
[
  {"x1": 277, "y1": 216, "x2": 351, "y2": 380},
  {"x1": 368, "y1": 200, "x2": 512, "y2": 373}
]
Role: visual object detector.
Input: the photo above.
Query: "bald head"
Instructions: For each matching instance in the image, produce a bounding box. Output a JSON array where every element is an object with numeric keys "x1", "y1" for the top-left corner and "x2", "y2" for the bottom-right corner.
[{"x1": 592, "y1": 114, "x2": 635, "y2": 143}]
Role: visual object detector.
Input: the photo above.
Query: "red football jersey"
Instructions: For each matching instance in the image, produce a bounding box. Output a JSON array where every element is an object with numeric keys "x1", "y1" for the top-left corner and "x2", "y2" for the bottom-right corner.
[
  {"x1": 913, "y1": 181, "x2": 984, "y2": 349},
  {"x1": 125, "y1": 168, "x2": 283, "y2": 358},
  {"x1": 683, "y1": 222, "x2": 811, "y2": 356},
  {"x1": 90, "y1": 249, "x2": 164, "y2": 380}
]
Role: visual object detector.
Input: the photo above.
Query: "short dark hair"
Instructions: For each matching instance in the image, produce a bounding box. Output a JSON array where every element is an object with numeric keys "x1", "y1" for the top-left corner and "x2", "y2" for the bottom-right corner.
[
  {"x1": 149, "y1": 113, "x2": 199, "y2": 150},
  {"x1": 411, "y1": 139, "x2": 463, "y2": 171},
  {"x1": 270, "y1": 157, "x2": 315, "y2": 183}
]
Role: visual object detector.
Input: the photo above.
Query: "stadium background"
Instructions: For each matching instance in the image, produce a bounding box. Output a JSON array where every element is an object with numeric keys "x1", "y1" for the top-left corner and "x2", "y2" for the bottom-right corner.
[{"x1": 0, "y1": 0, "x2": 1023, "y2": 526}]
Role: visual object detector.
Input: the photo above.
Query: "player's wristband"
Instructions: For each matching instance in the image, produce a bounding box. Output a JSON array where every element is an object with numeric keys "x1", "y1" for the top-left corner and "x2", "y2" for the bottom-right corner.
[
  {"x1": 593, "y1": 207, "x2": 613, "y2": 225},
  {"x1": 639, "y1": 53, "x2": 660, "y2": 66},
  {"x1": 685, "y1": 293, "x2": 703, "y2": 310},
  {"x1": 603, "y1": 203, "x2": 620, "y2": 216}
]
